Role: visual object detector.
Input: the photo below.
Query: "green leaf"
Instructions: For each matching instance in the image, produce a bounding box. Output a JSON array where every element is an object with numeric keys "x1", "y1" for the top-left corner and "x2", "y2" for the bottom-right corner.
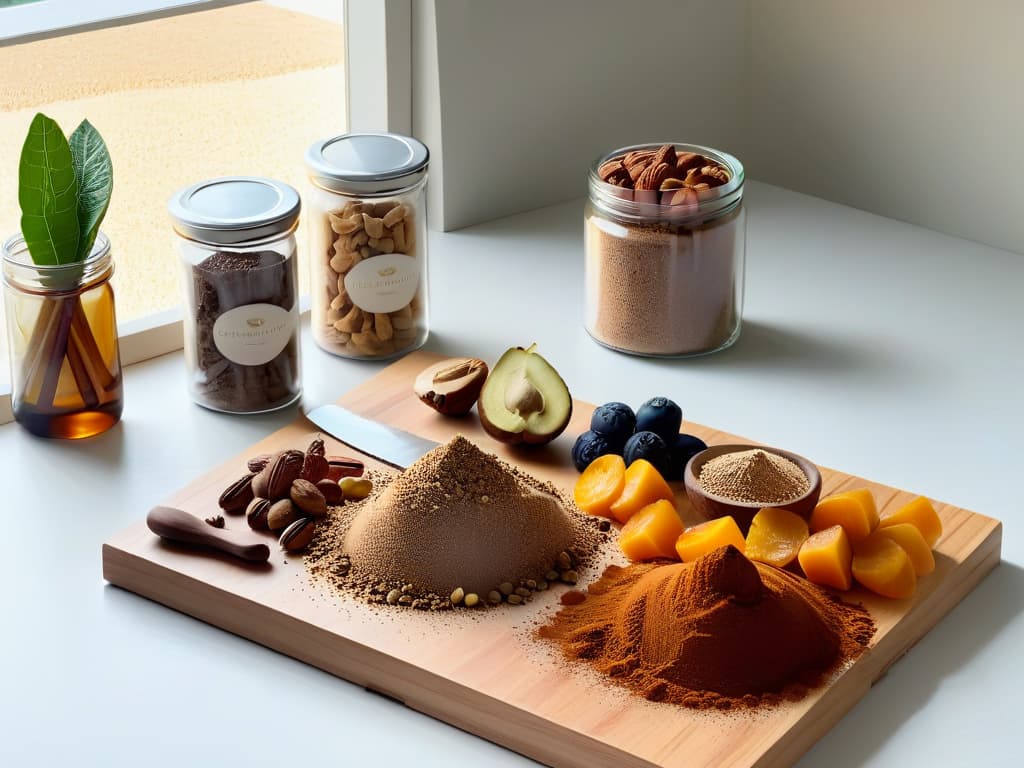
[
  {"x1": 18, "y1": 113, "x2": 80, "y2": 266},
  {"x1": 70, "y1": 119, "x2": 113, "y2": 260}
]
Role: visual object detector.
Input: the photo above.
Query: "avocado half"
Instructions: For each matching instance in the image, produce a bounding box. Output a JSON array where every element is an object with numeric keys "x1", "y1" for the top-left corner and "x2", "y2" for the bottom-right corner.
[{"x1": 478, "y1": 344, "x2": 572, "y2": 446}]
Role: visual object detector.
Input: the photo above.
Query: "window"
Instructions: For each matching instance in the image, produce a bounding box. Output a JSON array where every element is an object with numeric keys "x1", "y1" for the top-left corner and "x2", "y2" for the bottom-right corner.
[{"x1": 0, "y1": 0, "x2": 346, "y2": 417}]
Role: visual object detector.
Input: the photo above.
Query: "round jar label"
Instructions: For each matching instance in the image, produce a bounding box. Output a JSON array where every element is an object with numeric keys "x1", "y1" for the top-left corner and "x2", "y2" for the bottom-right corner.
[
  {"x1": 344, "y1": 253, "x2": 420, "y2": 313},
  {"x1": 213, "y1": 303, "x2": 295, "y2": 365}
]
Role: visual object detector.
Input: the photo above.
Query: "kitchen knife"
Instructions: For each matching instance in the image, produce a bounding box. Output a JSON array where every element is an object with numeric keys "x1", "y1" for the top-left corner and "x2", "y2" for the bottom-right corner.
[{"x1": 303, "y1": 403, "x2": 439, "y2": 469}]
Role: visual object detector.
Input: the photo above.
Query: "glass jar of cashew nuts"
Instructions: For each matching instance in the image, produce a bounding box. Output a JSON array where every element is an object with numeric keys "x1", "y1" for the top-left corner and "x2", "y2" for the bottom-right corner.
[{"x1": 305, "y1": 132, "x2": 430, "y2": 359}]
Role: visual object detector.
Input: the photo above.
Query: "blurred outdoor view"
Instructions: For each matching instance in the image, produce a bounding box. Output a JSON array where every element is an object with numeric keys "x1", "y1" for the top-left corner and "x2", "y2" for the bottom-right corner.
[{"x1": 0, "y1": 0, "x2": 346, "y2": 389}]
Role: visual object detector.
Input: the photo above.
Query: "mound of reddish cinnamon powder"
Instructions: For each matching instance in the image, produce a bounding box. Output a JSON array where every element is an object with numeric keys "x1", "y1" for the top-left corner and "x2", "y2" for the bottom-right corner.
[{"x1": 539, "y1": 545, "x2": 875, "y2": 710}]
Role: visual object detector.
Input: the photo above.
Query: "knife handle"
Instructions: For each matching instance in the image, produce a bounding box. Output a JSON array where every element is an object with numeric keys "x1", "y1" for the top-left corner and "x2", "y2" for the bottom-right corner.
[{"x1": 147, "y1": 506, "x2": 271, "y2": 563}]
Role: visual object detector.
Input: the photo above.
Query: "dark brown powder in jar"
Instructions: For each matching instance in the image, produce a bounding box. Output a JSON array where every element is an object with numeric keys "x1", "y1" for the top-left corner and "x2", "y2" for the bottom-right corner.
[
  {"x1": 306, "y1": 435, "x2": 605, "y2": 606},
  {"x1": 699, "y1": 448, "x2": 809, "y2": 504},
  {"x1": 585, "y1": 208, "x2": 742, "y2": 356},
  {"x1": 190, "y1": 250, "x2": 299, "y2": 412},
  {"x1": 539, "y1": 545, "x2": 875, "y2": 710}
]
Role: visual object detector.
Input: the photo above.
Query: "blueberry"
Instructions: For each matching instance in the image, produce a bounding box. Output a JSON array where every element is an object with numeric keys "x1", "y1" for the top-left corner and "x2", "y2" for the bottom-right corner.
[
  {"x1": 589, "y1": 402, "x2": 636, "y2": 450},
  {"x1": 623, "y1": 431, "x2": 669, "y2": 475},
  {"x1": 635, "y1": 397, "x2": 682, "y2": 443},
  {"x1": 572, "y1": 430, "x2": 617, "y2": 472},
  {"x1": 664, "y1": 433, "x2": 708, "y2": 481}
]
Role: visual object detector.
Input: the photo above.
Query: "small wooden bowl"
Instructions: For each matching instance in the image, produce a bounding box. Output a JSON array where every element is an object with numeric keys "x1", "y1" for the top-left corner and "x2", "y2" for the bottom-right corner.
[{"x1": 683, "y1": 443, "x2": 822, "y2": 532}]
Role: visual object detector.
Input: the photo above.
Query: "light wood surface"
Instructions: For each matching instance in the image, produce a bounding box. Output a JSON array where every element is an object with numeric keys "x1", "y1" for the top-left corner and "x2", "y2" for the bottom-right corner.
[{"x1": 103, "y1": 351, "x2": 1002, "y2": 768}]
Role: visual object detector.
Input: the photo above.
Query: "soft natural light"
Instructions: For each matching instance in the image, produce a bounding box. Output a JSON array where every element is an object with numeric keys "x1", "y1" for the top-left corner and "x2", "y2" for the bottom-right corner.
[{"x1": 0, "y1": 0, "x2": 346, "y2": 391}]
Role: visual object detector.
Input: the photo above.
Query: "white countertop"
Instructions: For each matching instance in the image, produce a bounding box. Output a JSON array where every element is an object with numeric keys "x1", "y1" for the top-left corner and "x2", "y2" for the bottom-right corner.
[{"x1": 2, "y1": 181, "x2": 1020, "y2": 767}]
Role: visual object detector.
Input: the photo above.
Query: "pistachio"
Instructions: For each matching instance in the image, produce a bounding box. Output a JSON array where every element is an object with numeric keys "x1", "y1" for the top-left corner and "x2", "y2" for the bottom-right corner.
[
  {"x1": 279, "y1": 517, "x2": 316, "y2": 553},
  {"x1": 339, "y1": 477, "x2": 373, "y2": 500}
]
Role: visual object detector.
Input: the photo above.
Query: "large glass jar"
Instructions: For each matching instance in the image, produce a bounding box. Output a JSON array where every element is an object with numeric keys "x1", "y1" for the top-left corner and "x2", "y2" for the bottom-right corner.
[
  {"x1": 585, "y1": 142, "x2": 745, "y2": 357},
  {"x1": 2, "y1": 233, "x2": 123, "y2": 438},
  {"x1": 305, "y1": 132, "x2": 429, "y2": 359},
  {"x1": 168, "y1": 177, "x2": 302, "y2": 414}
]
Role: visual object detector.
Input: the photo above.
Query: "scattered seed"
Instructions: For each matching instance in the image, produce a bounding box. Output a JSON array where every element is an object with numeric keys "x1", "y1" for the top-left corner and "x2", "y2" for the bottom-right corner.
[
  {"x1": 487, "y1": 590, "x2": 502, "y2": 605},
  {"x1": 507, "y1": 594, "x2": 523, "y2": 605},
  {"x1": 398, "y1": 594, "x2": 413, "y2": 606},
  {"x1": 525, "y1": 579, "x2": 537, "y2": 590},
  {"x1": 386, "y1": 589, "x2": 401, "y2": 605},
  {"x1": 545, "y1": 570, "x2": 560, "y2": 582},
  {"x1": 499, "y1": 582, "x2": 514, "y2": 596},
  {"x1": 514, "y1": 587, "x2": 531, "y2": 598},
  {"x1": 450, "y1": 587, "x2": 465, "y2": 605},
  {"x1": 464, "y1": 593, "x2": 480, "y2": 608},
  {"x1": 561, "y1": 569, "x2": 579, "y2": 584},
  {"x1": 557, "y1": 551, "x2": 573, "y2": 570},
  {"x1": 536, "y1": 580, "x2": 548, "y2": 591}
]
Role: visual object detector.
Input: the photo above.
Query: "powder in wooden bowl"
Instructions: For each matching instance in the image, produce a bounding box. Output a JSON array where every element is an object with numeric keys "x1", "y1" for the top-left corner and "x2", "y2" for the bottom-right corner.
[
  {"x1": 699, "y1": 448, "x2": 809, "y2": 504},
  {"x1": 308, "y1": 435, "x2": 604, "y2": 607},
  {"x1": 539, "y1": 545, "x2": 874, "y2": 710}
]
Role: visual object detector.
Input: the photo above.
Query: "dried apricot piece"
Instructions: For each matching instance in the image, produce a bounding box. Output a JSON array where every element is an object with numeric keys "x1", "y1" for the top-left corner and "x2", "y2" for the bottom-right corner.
[
  {"x1": 798, "y1": 525, "x2": 853, "y2": 590},
  {"x1": 675, "y1": 516, "x2": 746, "y2": 562},
  {"x1": 619, "y1": 499, "x2": 685, "y2": 561},
  {"x1": 852, "y1": 532, "x2": 917, "y2": 599},
  {"x1": 608, "y1": 459, "x2": 674, "y2": 524},
  {"x1": 573, "y1": 454, "x2": 626, "y2": 518},
  {"x1": 876, "y1": 523, "x2": 935, "y2": 576},
  {"x1": 810, "y1": 488, "x2": 878, "y2": 543},
  {"x1": 745, "y1": 507, "x2": 809, "y2": 568},
  {"x1": 879, "y1": 496, "x2": 942, "y2": 547}
]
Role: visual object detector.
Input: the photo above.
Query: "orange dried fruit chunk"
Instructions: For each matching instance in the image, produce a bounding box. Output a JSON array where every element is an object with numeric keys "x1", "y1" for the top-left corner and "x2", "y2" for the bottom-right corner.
[
  {"x1": 619, "y1": 499, "x2": 685, "y2": 562},
  {"x1": 798, "y1": 525, "x2": 853, "y2": 591},
  {"x1": 810, "y1": 488, "x2": 879, "y2": 543},
  {"x1": 879, "y1": 496, "x2": 942, "y2": 548},
  {"x1": 573, "y1": 454, "x2": 626, "y2": 518},
  {"x1": 608, "y1": 459, "x2": 674, "y2": 524},
  {"x1": 675, "y1": 515, "x2": 746, "y2": 562},
  {"x1": 852, "y1": 532, "x2": 917, "y2": 599},
  {"x1": 876, "y1": 523, "x2": 935, "y2": 576},
  {"x1": 745, "y1": 507, "x2": 809, "y2": 568}
]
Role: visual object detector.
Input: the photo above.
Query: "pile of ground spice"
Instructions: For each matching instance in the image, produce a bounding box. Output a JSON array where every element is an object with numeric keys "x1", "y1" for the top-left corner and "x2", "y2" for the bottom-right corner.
[
  {"x1": 539, "y1": 545, "x2": 874, "y2": 710},
  {"x1": 306, "y1": 435, "x2": 605, "y2": 609},
  {"x1": 699, "y1": 448, "x2": 809, "y2": 504}
]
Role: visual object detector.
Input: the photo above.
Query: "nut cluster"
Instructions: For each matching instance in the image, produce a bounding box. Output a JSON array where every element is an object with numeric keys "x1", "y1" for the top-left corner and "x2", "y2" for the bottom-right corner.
[
  {"x1": 597, "y1": 144, "x2": 731, "y2": 206},
  {"x1": 320, "y1": 199, "x2": 422, "y2": 357},
  {"x1": 217, "y1": 437, "x2": 369, "y2": 554}
]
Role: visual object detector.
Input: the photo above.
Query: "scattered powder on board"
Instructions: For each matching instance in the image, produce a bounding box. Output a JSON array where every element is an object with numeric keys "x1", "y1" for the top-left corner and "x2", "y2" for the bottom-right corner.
[
  {"x1": 306, "y1": 435, "x2": 605, "y2": 609},
  {"x1": 699, "y1": 448, "x2": 809, "y2": 504},
  {"x1": 539, "y1": 545, "x2": 875, "y2": 710}
]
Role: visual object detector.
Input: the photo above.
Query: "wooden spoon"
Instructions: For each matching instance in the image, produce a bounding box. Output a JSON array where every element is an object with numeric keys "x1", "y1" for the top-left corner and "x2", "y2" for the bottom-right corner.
[{"x1": 146, "y1": 506, "x2": 270, "y2": 563}]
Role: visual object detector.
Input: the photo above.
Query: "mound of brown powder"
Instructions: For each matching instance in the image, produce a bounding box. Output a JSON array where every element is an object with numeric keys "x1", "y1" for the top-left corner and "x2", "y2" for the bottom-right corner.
[
  {"x1": 307, "y1": 435, "x2": 604, "y2": 607},
  {"x1": 539, "y1": 545, "x2": 874, "y2": 710}
]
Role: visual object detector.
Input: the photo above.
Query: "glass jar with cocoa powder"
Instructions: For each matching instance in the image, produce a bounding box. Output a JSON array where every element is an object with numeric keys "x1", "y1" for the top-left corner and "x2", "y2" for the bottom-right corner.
[
  {"x1": 585, "y1": 142, "x2": 745, "y2": 357},
  {"x1": 169, "y1": 176, "x2": 302, "y2": 414},
  {"x1": 305, "y1": 132, "x2": 430, "y2": 360}
]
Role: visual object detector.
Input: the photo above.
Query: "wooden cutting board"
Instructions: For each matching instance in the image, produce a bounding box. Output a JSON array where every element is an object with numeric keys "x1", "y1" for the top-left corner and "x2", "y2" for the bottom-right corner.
[{"x1": 103, "y1": 351, "x2": 1002, "y2": 768}]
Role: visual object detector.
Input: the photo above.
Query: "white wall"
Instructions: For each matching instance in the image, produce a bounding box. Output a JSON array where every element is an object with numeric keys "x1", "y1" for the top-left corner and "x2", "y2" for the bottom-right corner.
[
  {"x1": 749, "y1": 0, "x2": 1024, "y2": 253},
  {"x1": 415, "y1": 0, "x2": 750, "y2": 231}
]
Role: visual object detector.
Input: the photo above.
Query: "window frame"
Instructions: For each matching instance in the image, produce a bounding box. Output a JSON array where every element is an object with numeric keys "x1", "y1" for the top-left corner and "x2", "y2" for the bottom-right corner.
[{"x1": 0, "y1": 0, "x2": 397, "y2": 425}]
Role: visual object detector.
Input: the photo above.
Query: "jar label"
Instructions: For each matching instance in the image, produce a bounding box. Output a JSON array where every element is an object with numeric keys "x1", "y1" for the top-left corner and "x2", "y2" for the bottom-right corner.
[
  {"x1": 344, "y1": 253, "x2": 420, "y2": 313},
  {"x1": 213, "y1": 303, "x2": 295, "y2": 366}
]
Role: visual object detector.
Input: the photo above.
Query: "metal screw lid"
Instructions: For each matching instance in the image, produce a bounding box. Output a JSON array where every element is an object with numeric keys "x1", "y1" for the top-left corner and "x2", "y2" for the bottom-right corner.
[
  {"x1": 168, "y1": 176, "x2": 301, "y2": 245},
  {"x1": 305, "y1": 132, "x2": 429, "y2": 195}
]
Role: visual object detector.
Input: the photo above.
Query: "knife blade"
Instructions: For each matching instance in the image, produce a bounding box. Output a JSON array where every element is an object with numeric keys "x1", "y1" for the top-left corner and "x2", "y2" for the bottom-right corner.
[{"x1": 304, "y1": 403, "x2": 439, "y2": 469}]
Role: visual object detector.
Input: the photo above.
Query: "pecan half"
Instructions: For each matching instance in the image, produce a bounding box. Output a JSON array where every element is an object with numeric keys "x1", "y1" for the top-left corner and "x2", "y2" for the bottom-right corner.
[
  {"x1": 261, "y1": 450, "x2": 305, "y2": 501},
  {"x1": 219, "y1": 473, "x2": 256, "y2": 514},
  {"x1": 598, "y1": 159, "x2": 631, "y2": 187},
  {"x1": 652, "y1": 144, "x2": 677, "y2": 169}
]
